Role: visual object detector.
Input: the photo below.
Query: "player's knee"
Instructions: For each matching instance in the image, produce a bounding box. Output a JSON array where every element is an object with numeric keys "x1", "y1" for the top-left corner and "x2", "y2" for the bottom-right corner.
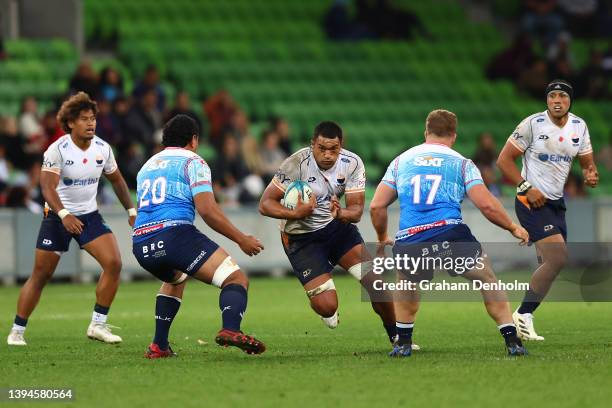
[
  {"x1": 105, "y1": 257, "x2": 122, "y2": 275},
  {"x1": 213, "y1": 256, "x2": 245, "y2": 289},
  {"x1": 311, "y1": 293, "x2": 338, "y2": 318},
  {"x1": 221, "y1": 269, "x2": 249, "y2": 290},
  {"x1": 30, "y1": 269, "x2": 53, "y2": 288},
  {"x1": 549, "y1": 248, "x2": 568, "y2": 270}
]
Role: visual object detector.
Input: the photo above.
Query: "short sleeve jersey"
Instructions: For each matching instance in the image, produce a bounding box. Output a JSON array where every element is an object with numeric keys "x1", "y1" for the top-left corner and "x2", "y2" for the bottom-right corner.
[
  {"x1": 41, "y1": 135, "x2": 117, "y2": 215},
  {"x1": 382, "y1": 143, "x2": 483, "y2": 240},
  {"x1": 272, "y1": 147, "x2": 366, "y2": 234},
  {"x1": 508, "y1": 111, "x2": 593, "y2": 200},
  {"x1": 133, "y1": 147, "x2": 213, "y2": 241}
]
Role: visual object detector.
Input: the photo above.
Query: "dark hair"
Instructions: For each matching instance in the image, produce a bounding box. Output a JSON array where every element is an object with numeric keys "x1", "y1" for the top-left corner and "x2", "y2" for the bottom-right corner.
[
  {"x1": 162, "y1": 114, "x2": 199, "y2": 147},
  {"x1": 56, "y1": 92, "x2": 98, "y2": 133},
  {"x1": 425, "y1": 109, "x2": 457, "y2": 138},
  {"x1": 312, "y1": 121, "x2": 343, "y2": 141}
]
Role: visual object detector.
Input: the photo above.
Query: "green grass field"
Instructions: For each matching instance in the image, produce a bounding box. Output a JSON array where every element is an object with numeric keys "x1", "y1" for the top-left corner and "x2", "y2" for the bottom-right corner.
[{"x1": 1, "y1": 276, "x2": 611, "y2": 408}]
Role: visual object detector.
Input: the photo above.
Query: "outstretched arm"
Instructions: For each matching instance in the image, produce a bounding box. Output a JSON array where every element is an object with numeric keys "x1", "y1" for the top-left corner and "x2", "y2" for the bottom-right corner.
[
  {"x1": 194, "y1": 192, "x2": 263, "y2": 256},
  {"x1": 105, "y1": 169, "x2": 136, "y2": 226},
  {"x1": 467, "y1": 184, "x2": 528, "y2": 244},
  {"x1": 369, "y1": 183, "x2": 397, "y2": 244}
]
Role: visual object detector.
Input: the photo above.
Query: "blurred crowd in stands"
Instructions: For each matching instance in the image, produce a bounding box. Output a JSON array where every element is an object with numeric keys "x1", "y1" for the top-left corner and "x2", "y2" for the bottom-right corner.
[
  {"x1": 0, "y1": 62, "x2": 292, "y2": 210},
  {"x1": 1, "y1": 0, "x2": 611, "y2": 212},
  {"x1": 487, "y1": 0, "x2": 612, "y2": 99}
]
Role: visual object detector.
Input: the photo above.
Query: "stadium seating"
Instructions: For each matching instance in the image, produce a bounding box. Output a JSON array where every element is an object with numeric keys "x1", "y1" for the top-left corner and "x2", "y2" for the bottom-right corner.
[{"x1": 1, "y1": 0, "x2": 610, "y2": 192}]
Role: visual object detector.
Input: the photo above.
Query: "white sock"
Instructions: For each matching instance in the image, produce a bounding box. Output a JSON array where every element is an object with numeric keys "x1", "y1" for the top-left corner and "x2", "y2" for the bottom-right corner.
[
  {"x1": 12, "y1": 323, "x2": 26, "y2": 333},
  {"x1": 92, "y1": 311, "x2": 108, "y2": 324}
]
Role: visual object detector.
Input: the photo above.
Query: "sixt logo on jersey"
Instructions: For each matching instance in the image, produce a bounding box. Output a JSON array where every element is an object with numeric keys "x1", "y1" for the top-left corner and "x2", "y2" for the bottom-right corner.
[
  {"x1": 538, "y1": 154, "x2": 571, "y2": 162},
  {"x1": 414, "y1": 156, "x2": 444, "y2": 167},
  {"x1": 63, "y1": 177, "x2": 100, "y2": 186}
]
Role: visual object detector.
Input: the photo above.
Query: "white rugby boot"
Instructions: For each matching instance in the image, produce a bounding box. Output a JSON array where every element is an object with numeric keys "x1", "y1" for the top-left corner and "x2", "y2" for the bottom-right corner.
[
  {"x1": 7, "y1": 330, "x2": 27, "y2": 346},
  {"x1": 87, "y1": 322, "x2": 122, "y2": 344},
  {"x1": 321, "y1": 311, "x2": 339, "y2": 329},
  {"x1": 513, "y1": 311, "x2": 545, "y2": 341}
]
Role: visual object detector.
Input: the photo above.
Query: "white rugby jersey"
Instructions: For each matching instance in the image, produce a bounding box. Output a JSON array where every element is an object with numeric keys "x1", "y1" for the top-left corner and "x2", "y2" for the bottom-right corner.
[
  {"x1": 508, "y1": 110, "x2": 593, "y2": 200},
  {"x1": 272, "y1": 147, "x2": 366, "y2": 234},
  {"x1": 41, "y1": 135, "x2": 118, "y2": 215}
]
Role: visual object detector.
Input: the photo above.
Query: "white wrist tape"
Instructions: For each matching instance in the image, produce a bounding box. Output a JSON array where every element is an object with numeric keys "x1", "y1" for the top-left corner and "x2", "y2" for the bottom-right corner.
[
  {"x1": 127, "y1": 208, "x2": 137, "y2": 217},
  {"x1": 57, "y1": 209, "x2": 70, "y2": 219}
]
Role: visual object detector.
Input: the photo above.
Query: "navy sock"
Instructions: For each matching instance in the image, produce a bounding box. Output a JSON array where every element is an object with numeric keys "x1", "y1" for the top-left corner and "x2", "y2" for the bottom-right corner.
[
  {"x1": 498, "y1": 324, "x2": 518, "y2": 340},
  {"x1": 396, "y1": 321, "x2": 414, "y2": 345},
  {"x1": 219, "y1": 284, "x2": 248, "y2": 332},
  {"x1": 153, "y1": 295, "x2": 181, "y2": 350},
  {"x1": 384, "y1": 323, "x2": 397, "y2": 343},
  {"x1": 517, "y1": 289, "x2": 543, "y2": 314},
  {"x1": 14, "y1": 315, "x2": 28, "y2": 327},
  {"x1": 94, "y1": 303, "x2": 110, "y2": 315}
]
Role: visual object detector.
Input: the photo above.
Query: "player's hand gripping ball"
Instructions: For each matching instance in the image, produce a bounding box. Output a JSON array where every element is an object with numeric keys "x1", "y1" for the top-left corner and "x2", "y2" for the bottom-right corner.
[{"x1": 282, "y1": 180, "x2": 314, "y2": 210}]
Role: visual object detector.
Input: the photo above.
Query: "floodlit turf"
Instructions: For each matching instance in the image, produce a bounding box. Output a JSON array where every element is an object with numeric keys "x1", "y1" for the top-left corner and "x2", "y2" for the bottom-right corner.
[{"x1": 1, "y1": 276, "x2": 611, "y2": 407}]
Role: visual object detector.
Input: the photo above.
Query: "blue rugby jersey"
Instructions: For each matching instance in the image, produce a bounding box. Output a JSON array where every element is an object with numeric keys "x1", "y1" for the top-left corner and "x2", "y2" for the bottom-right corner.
[
  {"x1": 382, "y1": 143, "x2": 484, "y2": 241},
  {"x1": 133, "y1": 147, "x2": 212, "y2": 242}
]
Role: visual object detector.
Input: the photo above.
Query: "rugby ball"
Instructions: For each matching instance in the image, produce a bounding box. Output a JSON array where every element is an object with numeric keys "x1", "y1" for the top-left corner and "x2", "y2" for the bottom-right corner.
[{"x1": 282, "y1": 180, "x2": 314, "y2": 210}]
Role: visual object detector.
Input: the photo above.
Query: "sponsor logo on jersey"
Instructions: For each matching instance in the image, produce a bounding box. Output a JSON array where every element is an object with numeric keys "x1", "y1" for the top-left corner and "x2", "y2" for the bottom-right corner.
[
  {"x1": 536, "y1": 118, "x2": 545, "y2": 123},
  {"x1": 95, "y1": 140, "x2": 104, "y2": 146},
  {"x1": 65, "y1": 160, "x2": 74, "y2": 166},
  {"x1": 95, "y1": 155, "x2": 104, "y2": 166},
  {"x1": 414, "y1": 156, "x2": 444, "y2": 167},
  {"x1": 537, "y1": 154, "x2": 571, "y2": 162},
  {"x1": 337, "y1": 176, "x2": 345, "y2": 185},
  {"x1": 61, "y1": 141, "x2": 69, "y2": 149},
  {"x1": 308, "y1": 176, "x2": 316, "y2": 183},
  {"x1": 538, "y1": 135, "x2": 549, "y2": 140},
  {"x1": 572, "y1": 119, "x2": 580, "y2": 123},
  {"x1": 63, "y1": 177, "x2": 100, "y2": 186},
  {"x1": 572, "y1": 137, "x2": 579, "y2": 144},
  {"x1": 340, "y1": 158, "x2": 350, "y2": 163}
]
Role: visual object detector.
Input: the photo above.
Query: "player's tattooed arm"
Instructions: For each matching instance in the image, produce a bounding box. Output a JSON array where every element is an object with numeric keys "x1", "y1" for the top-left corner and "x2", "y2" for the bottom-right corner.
[
  {"x1": 331, "y1": 191, "x2": 364, "y2": 224},
  {"x1": 259, "y1": 182, "x2": 316, "y2": 220},
  {"x1": 40, "y1": 170, "x2": 84, "y2": 234},
  {"x1": 369, "y1": 183, "x2": 397, "y2": 245},
  {"x1": 578, "y1": 153, "x2": 599, "y2": 188},
  {"x1": 105, "y1": 169, "x2": 136, "y2": 225}
]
